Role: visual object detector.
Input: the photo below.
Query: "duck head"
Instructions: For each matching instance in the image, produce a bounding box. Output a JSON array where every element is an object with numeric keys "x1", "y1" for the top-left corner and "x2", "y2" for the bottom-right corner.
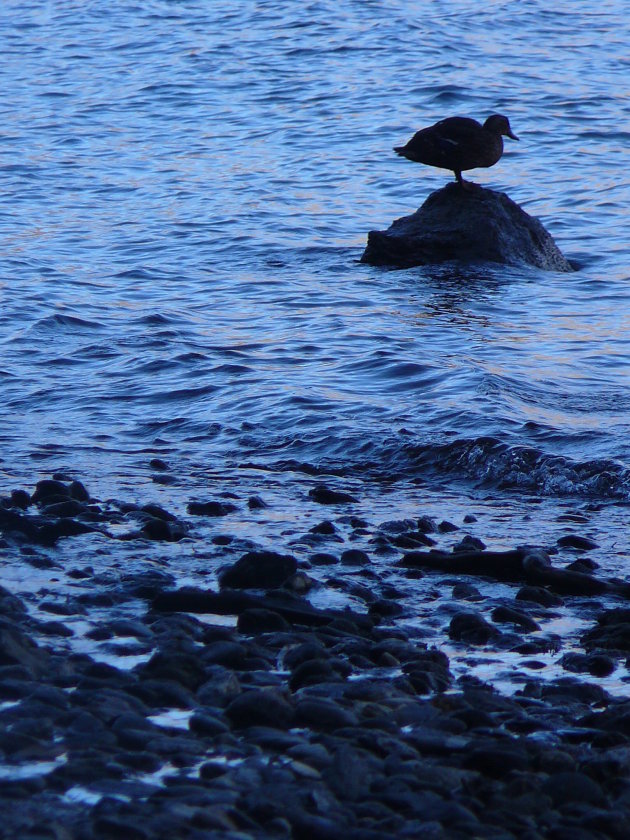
[{"x1": 484, "y1": 114, "x2": 519, "y2": 141}]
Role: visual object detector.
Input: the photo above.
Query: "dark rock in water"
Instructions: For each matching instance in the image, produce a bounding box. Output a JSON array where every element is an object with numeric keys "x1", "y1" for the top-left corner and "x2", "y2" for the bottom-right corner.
[
  {"x1": 557, "y1": 533, "x2": 599, "y2": 551},
  {"x1": 225, "y1": 687, "x2": 295, "y2": 729},
  {"x1": 31, "y1": 478, "x2": 70, "y2": 504},
  {"x1": 340, "y1": 548, "x2": 370, "y2": 566},
  {"x1": 516, "y1": 585, "x2": 564, "y2": 607},
  {"x1": 218, "y1": 550, "x2": 298, "y2": 589},
  {"x1": 491, "y1": 605, "x2": 541, "y2": 633},
  {"x1": 187, "y1": 499, "x2": 238, "y2": 516},
  {"x1": 308, "y1": 484, "x2": 357, "y2": 505},
  {"x1": 237, "y1": 608, "x2": 291, "y2": 634},
  {"x1": 10, "y1": 489, "x2": 31, "y2": 509},
  {"x1": 361, "y1": 184, "x2": 574, "y2": 272},
  {"x1": 559, "y1": 652, "x2": 615, "y2": 678},
  {"x1": 449, "y1": 611, "x2": 500, "y2": 645}
]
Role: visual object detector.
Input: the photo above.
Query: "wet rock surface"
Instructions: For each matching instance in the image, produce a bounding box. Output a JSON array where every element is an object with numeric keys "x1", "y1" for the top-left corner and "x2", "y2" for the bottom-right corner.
[
  {"x1": 361, "y1": 183, "x2": 574, "y2": 272},
  {"x1": 2, "y1": 475, "x2": 630, "y2": 837}
]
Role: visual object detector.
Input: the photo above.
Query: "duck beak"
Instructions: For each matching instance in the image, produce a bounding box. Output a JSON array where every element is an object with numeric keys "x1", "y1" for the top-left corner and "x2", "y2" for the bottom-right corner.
[{"x1": 507, "y1": 129, "x2": 519, "y2": 141}]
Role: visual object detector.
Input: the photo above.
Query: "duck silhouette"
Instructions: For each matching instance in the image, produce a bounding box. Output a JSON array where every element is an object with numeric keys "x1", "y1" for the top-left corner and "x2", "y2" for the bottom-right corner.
[{"x1": 394, "y1": 114, "x2": 518, "y2": 187}]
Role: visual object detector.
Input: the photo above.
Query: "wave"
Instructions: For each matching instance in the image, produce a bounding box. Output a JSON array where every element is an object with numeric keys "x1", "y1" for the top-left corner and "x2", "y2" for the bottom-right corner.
[{"x1": 245, "y1": 432, "x2": 630, "y2": 503}]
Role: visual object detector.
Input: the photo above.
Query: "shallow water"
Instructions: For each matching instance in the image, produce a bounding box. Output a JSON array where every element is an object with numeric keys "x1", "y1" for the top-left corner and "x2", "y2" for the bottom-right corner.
[{"x1": 1, "y1": 3, "x2": 630, "y2": 665}]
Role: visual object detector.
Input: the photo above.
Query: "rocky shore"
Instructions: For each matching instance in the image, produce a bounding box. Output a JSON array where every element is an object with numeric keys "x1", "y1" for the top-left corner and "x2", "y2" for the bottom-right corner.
[{"x1": 2, "y1": 475, "x2": 630, "y2": 838}]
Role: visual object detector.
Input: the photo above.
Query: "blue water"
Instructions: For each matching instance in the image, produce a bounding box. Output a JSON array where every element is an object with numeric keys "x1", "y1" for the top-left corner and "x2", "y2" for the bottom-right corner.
[{"x1": 1, "y1": 1, "x2": 630, "y2": 573}]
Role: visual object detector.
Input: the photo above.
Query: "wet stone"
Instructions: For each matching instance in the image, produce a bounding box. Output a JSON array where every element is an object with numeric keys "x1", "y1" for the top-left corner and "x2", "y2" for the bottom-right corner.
[
  {"x1": 308, "y1": 484, "x2": 358, "y2": 505},
  {"x1": 309, "y1": 551, "x2": 339, "y2": 566},
  {"x1": 237, "y1": 608, "x2": 291, "y2": 633},
  {"x1": 340, "y1": 548, "x2": 370, "y2": 565},
  {"x1": 557, "y1": 534, "x2": 599, "y2": 551},
  {"x1": 187, "y1": 499, "x2": 238, "y2": 516},
  {"x1": 516, "y1": 585, "x2": 564, "y2": 607},
  {"x1": 218, "y1": 550, "x2": 298, "y2": 589},
  {"x1": 491, "y1": 605, "x2": 541, "y2": 632},
  {"x1": 225, "y1": 687, "x2": 295, "y2": 730},
  {"x1": 449, "y1": 611, "x2": 501, "y2": 645}
]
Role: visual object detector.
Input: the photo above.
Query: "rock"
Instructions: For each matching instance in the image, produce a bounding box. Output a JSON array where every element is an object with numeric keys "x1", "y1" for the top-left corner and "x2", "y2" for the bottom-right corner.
[
  {"x1": 308, "y1": 484, "x2": 357, "y2": 505},
  {"x1": 295, "y1": 697, "x2": 359, "y2": 730},
  {"x1": 10, "y1": 489, "x2": 31, "y2": 509},
  {"x1": 218, "y1": 550, "x2": 298, "y2": 589},
  {"x1": 340, "y1": 548, "x2": 370, "y2": 566},
  {"x1": 557, "y1": 534, "x2": 599, "y2": 550},
  {"x1": 225, "y1": 687, "x2": 295, "y2": 729},
  {"x1": 516, "y1": 585, "x2": 564, "y2": 607},
  {"x1": 31, "y1": 478, "x2": 70, "y2": 504},
  {"x1": 559, "y1": 652, "x2": 615, "y2": 678},
  {"x1": 309, "y1": 552, "x2": 339, "y2": 566},
  {"x1": 491, "y1": 605, "x2": 541, "y2": 633},
  {"x1": 237, "y1": 608, "x2": 291, "y2": 634},
  {"x1": 187, "y1": 500, "x2": 238, "y2": 516},
  {"x1": 361, "y1": 184, "x2": 574, "y2": 272},
  {"x1": 449, "y1": 611, "x2": 500, "y2": 645}
]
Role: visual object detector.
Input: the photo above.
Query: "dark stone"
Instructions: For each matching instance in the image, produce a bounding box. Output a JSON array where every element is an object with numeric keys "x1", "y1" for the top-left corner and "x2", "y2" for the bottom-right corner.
[
  {"x1": 449, "y1": 611, "x2": 500, "y2": 645},
  {"x1": 340, "y1": 548, "x2": 370, "y2": 565},
  {"x1": 237, "y1": 608, "x2": 291, "y2": 634},
  {"x1": 310, "y1": 520, "x2": 337, "y2": 535},
  {"x1": 308, "y1": 484, "x2": 357, "y2": 505},
  {"x1": 0, "y1": 622, "x2": 50, "y2": 676},
  {"x1": 137, "y1": 649, "x2": 206, "y2": 690},
  {"x1": 516, "y1": 585, "x2": 564, "y2": 607},
  {"x1": 189, "y1": 711, "x2": 229, "y2": 737},
  {"x1": 225, "y1": 687, "x2": 295, "y2": 729},
  {"x1": 218, "y1": 550, "x2": 298, "y2": 589},
  {"x1": 557, "y1": 534, "x2": 599, "y2": 550},
  {"x1": 289, "y1": 658, "x2": 340, "y2": 691},
  {"x1": 187, "y1": 500, "x2": 238, "y2": 516},
  {"x1": 10, "y1": 489, "x2": 31, "y2": 509},
  {"x1": 151, "y1": 587, "x2": 375, "y2": 630},
  {"x1": 491, "y1": 605, "x2": 541, "y2": 632},
  {"x1": 453, "y1": 535, "x2": 486, "y2": 552},
  {"x1": 309, "y1": 552, "x2": 339, "y2": 566},
  {"x1": 295, "y1": 697, "x2": 359, "y2": 730},
  {"x1": 400, "y1": 547, "x2": 611, "y2": 596},
  {"x1": 452, "y1": 583, "x2": 482, "y2": 601},
  {"x1": 361, "y1": 184, "x2": 574, "y2": 272},
  {"x1": 31, "y1": 479, "x2": 70, "y2": 504},
  {"x1": 69, "y1": 480, "x2": 90, "y2": 501},
  {"x1": 582, "y1": 609, "x2": 630, "y2": 652},
  {"x1": 463, "y1": 743, "x2": 530, "y2": 776},
  {"x1": 560, "y1": 652, "x2": 615, "y2": 678},
  {"x1": 196, "y1": 666, "x2": 241, "y2": 707},
  {"x1": 369, "y1": 599, "x2": 404, "y2": 618},
  {"x1": 544, "y1": 771, "x2": 606, "y2": 806},
  {"x1": 41, "y1": 498, "x2": 87, "y2": 518}
]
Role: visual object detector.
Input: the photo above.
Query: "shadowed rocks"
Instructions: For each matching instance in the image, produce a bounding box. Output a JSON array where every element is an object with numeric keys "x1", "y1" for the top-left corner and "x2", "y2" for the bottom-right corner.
[{"x1": 361, "y1": 184, "x2": 574, "y2": 272}]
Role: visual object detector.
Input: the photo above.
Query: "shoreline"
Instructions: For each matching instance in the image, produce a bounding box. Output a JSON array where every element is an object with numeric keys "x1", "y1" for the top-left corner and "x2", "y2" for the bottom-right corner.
[{"x1": 2, "y1": 475, "x2": 630, "y2": 837}]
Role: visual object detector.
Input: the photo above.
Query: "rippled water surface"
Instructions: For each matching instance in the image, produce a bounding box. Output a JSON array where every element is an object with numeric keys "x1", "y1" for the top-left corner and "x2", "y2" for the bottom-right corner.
[{"x1": 1, "y1": 1, "x2": 630, "y2": 568}]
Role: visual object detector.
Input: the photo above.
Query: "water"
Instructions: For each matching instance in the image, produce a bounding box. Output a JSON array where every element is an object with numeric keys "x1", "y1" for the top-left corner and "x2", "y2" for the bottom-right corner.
[{"x1": 1, "y1": 4, "x2": 630, "y2": 648}]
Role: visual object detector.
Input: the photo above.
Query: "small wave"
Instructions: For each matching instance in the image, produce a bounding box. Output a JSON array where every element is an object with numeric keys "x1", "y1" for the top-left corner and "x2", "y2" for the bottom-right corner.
[
  {"x1": 404, "y1": 437, "x2": 630, "y2": 501},
  {"x1": 29, "y1": 314, "x2": 105, "y2": 333},
  {"x1": 246, "y1": 431, "x2": 630, "y2": 503}
]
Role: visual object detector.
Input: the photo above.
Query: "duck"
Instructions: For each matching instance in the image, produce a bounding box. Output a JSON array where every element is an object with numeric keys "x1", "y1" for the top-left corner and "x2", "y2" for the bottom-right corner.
[{"x1": 394, "y1": 114, "x2": 518, "y2": 186}]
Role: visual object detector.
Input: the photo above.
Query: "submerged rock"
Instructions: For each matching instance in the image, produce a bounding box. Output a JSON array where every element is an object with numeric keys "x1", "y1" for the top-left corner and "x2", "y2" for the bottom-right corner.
[{"x1": 361, "y1": 183, "x2": 573, "y2": 272}]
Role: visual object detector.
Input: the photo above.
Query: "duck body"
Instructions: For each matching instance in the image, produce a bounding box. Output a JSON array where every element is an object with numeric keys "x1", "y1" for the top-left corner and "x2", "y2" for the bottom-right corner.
[{"x1": 394, "y1": 114, "x2": 518, "y2": 185}]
